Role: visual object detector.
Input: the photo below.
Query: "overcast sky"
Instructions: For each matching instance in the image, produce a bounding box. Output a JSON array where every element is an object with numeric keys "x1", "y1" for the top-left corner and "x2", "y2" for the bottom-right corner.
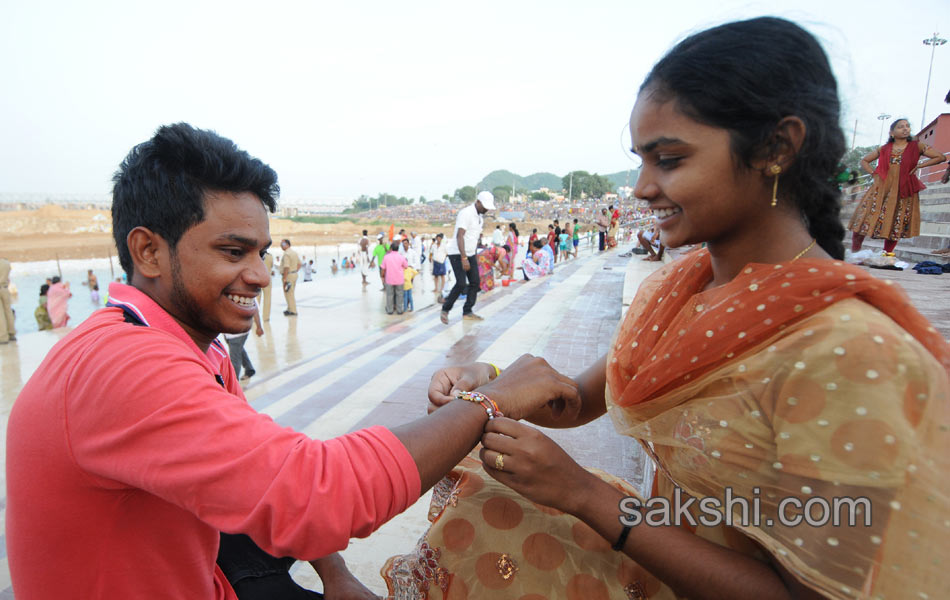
[{"x1": 1, "y1": 0, "x2": 947, "y2": 204}]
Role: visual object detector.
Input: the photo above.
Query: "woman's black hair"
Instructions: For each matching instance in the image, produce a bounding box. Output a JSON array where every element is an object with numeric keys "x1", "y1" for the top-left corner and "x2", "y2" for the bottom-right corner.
[
  {"x1": 532, "y1": 239, "x2": 546, "y2": 250},
  {"x1": 886, "y1": 118, "x2": 914, "y2": 144},
  {"x1": 509, "y1": 222, "x2": 520, "y2": 237},
  {"x1": 640, "y1": 17, "x2": 846, "y2": 259}
]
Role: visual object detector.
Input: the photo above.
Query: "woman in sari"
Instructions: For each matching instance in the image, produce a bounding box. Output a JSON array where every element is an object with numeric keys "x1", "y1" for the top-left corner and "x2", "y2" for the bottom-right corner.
[
  {"x1": 475, "y1": 245, "x2": 508, "y2": 293},
  {"x1": 848, "y1": 118, "x2": 945, "y2": 254},
  {"x1": 505, "y1": 223, "x2": 520, "y2": 277},
  {"x1": 392, "y1": 17, "x2": 950, "y2": 600},
  {"x1": 521, "y1": 239, "x2": 553, "y2": 280},
  {"x1": 46, "y1": 276, "x2": 71, "y2": 328},
  {"x1": 607, "y1": 204, "x2": 620, "y2": 248}
]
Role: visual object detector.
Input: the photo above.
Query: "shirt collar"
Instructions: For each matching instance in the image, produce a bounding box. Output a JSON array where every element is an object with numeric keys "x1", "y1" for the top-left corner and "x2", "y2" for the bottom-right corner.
[{"x1": 106, "y1": 282, "x2": 229, "y2": 366}]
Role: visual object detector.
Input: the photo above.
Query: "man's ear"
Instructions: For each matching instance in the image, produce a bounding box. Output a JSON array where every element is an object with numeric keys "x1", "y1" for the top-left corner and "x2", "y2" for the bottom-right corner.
[
  {"x1": 126, "y1": 227, "x2": 166, "y2": 279},
  {"x1": 753, "y1": 116, "x2": 807, "y2": 173}
]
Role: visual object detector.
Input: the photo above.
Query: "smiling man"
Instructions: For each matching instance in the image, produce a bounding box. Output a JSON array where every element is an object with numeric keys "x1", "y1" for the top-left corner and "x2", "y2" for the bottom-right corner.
[{"x1": 6, "y1": 123, "x2": 581, "y2": 599}]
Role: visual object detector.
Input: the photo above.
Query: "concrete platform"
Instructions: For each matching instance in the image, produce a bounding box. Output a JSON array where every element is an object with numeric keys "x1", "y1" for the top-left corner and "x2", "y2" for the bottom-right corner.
[{"x1": 1, "y1": 239, "x2": 948, "y2": 597}]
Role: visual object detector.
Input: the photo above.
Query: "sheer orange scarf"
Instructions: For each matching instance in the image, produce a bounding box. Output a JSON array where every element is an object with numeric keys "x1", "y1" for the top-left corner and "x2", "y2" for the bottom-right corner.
[{"x1": 607, "y1": 249, "x2": 950, "y2": 408}]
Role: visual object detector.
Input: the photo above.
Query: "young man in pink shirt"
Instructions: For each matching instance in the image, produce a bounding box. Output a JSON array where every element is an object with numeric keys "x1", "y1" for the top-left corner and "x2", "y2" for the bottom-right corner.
[
  {"x1": 6, "y1": 123, "x2": 581, "y2": 599},
  {"x1": 380, "y1": 241, "x2": 408, "y2": 315}
]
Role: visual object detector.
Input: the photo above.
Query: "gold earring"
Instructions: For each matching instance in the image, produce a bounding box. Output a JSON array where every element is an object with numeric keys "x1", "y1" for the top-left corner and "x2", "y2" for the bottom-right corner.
[{"x1": 769, "y1": 165, "x2": 782, "y2": 207}]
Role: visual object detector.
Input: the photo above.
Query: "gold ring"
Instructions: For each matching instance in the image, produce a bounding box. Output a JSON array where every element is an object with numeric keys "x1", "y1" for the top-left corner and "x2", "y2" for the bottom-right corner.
[{"x1": 494, "y1": 453, "x2": 505, "y2": 471}]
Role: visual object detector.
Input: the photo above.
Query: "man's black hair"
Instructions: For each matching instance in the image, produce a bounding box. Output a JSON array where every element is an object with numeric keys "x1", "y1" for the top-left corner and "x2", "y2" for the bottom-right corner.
[{"x1": 111, "y1": 123, "x2": 280, "y2": 278}]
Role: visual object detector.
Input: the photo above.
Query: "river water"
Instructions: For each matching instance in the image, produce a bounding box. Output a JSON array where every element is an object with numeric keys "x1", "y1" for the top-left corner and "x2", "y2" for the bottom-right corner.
[{"x1": 7, "y1": 243, "x2": 363, "y2": 335}]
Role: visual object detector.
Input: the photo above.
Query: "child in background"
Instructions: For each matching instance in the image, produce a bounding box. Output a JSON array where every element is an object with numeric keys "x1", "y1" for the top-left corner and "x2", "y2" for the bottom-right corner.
[
  {"x1": 34, "y1": 284, "x2": 52, "y2": 331},
  {"x1": 558, "y1": 229, "x2": 570, "y2": 261},
  {"x1": 90, "y1": 284, "x2": 100, "y2": 304},
  {"x1": 403, "y1": 265, "x2": 418, "y2": 312}
]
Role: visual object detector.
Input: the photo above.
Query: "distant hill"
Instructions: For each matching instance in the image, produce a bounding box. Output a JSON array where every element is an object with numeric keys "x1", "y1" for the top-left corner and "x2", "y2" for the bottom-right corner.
[
  {"x1": 477, "y1": 169, "x2": 638, "y2": 193},
  {"x1": 605, "y1": 170, "x2": 638, "y2": 189},
  {"x1": 478, "y1": 170, "x2": 562, "y2": 192}
]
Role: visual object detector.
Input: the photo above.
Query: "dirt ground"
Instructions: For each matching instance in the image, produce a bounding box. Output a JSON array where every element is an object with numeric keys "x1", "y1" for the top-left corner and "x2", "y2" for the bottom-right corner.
[{"x1": 0, "y1": 205, "x2": 550, "y2": 263}]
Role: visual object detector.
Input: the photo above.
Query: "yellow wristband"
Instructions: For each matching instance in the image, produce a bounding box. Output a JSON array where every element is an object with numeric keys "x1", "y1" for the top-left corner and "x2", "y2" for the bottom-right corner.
[{"x1": 489, "y1": 363, "x2": 501, "y2": 379}]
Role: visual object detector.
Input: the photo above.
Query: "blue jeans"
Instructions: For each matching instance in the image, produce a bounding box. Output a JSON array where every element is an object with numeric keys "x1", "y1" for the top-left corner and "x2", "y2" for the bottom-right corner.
[{"x1": 403, "y1": 288, "x2": 414, "y2": 311}]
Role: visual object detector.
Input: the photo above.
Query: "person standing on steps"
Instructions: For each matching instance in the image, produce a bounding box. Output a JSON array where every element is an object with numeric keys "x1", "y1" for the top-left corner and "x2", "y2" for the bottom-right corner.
[
  {"x1": 260, "y1": 250, "x2": 274, "y2": 322},
  {"x1": 441, "y1": 191, "x2": 494, "y2": 324},
  {"x1": 279, "y1": 239, "x2": 300, "y2": 316}
]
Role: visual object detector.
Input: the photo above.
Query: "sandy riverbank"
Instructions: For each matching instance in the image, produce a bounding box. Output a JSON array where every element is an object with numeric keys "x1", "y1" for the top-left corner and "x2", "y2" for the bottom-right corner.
[{"x1": 0, "y1": 205, "x2": 550, "y2": 263}]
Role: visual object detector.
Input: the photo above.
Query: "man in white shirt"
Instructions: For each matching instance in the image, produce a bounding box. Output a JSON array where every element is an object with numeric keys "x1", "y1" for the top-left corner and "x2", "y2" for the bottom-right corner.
[
  {"x1": 491, "y1": 225, "x2": 504, "y2": 247},
  {"x1": 440, "y1": 191, "x2": 494, "y2": 324}
]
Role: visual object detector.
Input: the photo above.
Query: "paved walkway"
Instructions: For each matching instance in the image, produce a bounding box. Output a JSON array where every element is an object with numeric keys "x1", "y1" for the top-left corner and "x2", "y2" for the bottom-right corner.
[{"x1": 1, "y1": 243, "x2": 948, "y2": 596}]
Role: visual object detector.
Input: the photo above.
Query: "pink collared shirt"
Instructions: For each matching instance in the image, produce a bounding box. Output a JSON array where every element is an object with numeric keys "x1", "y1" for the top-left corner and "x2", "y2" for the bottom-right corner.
[{"x1": 7, "y1": 282, "x2": 421, "y2": 599}]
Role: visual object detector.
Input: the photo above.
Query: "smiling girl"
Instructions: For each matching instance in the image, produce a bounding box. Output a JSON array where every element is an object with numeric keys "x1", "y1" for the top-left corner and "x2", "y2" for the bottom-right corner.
[{"x1": 408, "y1": 16, "x2": 950, "y2": 600}]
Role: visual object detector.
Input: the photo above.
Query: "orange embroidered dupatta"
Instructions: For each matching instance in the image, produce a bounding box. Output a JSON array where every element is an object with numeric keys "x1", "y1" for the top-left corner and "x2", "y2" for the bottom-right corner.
[{"x1": 606, "y1": 249, "x2": 950, "y2": 598}]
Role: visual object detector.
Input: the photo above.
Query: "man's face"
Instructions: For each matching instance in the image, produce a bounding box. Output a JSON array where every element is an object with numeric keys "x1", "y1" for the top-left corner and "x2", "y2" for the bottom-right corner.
[
  {"x1": 402, "y1": 239, "x2": 410, "y2": 250},
  {"x1": 163, "y1": 191, "x2": 271, "y2": 346}
]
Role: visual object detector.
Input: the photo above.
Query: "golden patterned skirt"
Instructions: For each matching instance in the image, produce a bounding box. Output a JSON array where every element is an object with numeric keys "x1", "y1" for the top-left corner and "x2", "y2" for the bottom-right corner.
[{"x1": 847, "y1": 166, "x2": 920, "y2": 241}]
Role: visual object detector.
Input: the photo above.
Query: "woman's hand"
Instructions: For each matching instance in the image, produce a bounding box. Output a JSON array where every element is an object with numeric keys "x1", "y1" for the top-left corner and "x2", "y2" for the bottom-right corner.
[
  {"x1": 479, "y1": 417, "x2": 595, "y2": 514},
  {"x1": 476, "y1": 354, "x2": 581, "y2": 421},
  {"x1": 427, "y1": 363, "x2": 496, "y2": 412}
]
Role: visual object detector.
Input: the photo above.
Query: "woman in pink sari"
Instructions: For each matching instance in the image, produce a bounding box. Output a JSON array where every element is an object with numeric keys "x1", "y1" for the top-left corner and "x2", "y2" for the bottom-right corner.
[
  {"x1": 505, "y1": 223, "x2": 520, "y2": 278},
  {"x1": 46, "y1": 276, "x2": 71, "y2": 328}
]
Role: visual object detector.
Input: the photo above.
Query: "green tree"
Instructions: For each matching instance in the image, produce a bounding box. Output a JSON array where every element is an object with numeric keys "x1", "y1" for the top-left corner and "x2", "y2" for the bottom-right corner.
[
  {"x1": 530, "y1": 191, "x2": 551, "y2": 201},
  {"x1": 491, "y1": 186, "x2": 511, "y2": 204},
  {"x1": 562, "y1": 170, "x2": 614, "y2": 199},
  {"x1": 419, "y1": 195, "x2": 427, "y2": 204},
  {"x1": 562, "y1": 171, "x2": 590, "y2": 200},
  {"x1": 454, "y1": 186, "x2": 477, "y2": 203},
  {"x1": 841, "y1": 145, "x2": 876, "y2": 174},
  {"x1": 586, "y1": 174, "x2": 613, "y2": 199}
]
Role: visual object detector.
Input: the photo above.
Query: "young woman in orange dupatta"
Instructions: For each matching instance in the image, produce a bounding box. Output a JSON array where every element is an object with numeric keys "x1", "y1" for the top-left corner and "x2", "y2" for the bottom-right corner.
[{"x1": 401, "y1": 17, "x2": 950, "y2": 600}]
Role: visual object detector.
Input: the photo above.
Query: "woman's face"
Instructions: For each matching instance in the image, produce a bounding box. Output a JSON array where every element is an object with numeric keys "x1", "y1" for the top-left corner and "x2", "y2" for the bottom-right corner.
[
  {"x1": 629, "y1": 94, "x2": 768, "y2": 249},
  {"x1": 890, "y1": 120, "x2": 911, "y2": 141}
]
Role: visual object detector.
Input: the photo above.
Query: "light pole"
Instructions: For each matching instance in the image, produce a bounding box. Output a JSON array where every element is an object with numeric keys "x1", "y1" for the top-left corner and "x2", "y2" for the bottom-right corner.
[
  {"x1": 877, "y1": 113, "x2": 892, "y2": 144},
  {"x1": 921, "y1": 33, "x2": 947, "y2": 129}
]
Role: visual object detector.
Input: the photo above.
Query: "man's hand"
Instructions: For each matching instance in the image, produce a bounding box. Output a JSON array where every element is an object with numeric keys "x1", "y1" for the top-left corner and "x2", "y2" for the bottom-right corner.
[
  {"x1": 311, "y1": 554, "x2": 380, "y2": 600},
  {"x1": 427, "y1": 363, "x2": 496, "y2": 412},
  {"x1": 461, "y1": 256, "x2": 470, "y2": 271},
  {"x1": 476, "y1": 354, "x2": 581, "y2": 421},
  {"x1": 255, "y1": 324, "x2": 264, "y2": 336}
]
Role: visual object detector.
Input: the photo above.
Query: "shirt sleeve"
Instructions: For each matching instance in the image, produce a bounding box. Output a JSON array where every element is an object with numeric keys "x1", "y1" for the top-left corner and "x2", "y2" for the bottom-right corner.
[{"x1": 65, "y1": 328, "x2": 421, "y2": 559}]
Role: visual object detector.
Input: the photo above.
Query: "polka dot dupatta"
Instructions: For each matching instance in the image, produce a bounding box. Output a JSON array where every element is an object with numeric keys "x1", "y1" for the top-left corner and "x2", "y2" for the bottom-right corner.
[{"x1": 606, "y1": 248, "x2": 950, "y2": 599}]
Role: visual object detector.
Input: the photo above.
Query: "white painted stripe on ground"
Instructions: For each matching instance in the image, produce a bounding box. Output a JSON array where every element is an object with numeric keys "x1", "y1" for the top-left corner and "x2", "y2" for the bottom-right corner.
[
  {"x1": 0, "y1": 557, "x2": 10, "y2": 592},
  {"x1": 259, "y1": 318, "x2": 442, "y2": 419},
  {"x1": 243, "y1": 328, "x2": 393, "y2": 403},
  {"x1": 476, "y1": 254, "x2": 606, "y2": 364},
  {"x1": 299, "y1": 289, "x2": 527, "y2": 440}
]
